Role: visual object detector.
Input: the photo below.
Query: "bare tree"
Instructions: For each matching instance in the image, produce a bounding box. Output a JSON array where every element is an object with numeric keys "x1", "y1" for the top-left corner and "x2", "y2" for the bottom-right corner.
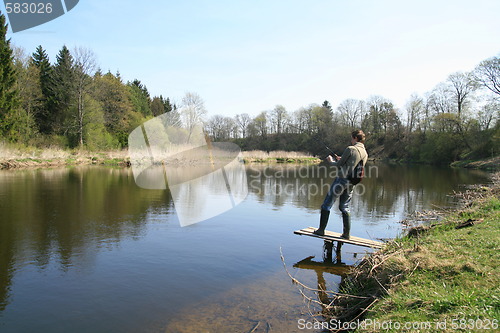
[
  {"x1": 73, "y1": 47, "x2": 97, "y2": 147},
  {"x1": 426, "y1": 83, "x2": 454, "y2": 115},
  {"x1": 477, "y1": 96, "x2": 499, "y2": 130},
  {"x1": 405, "y1": 94, "x2": 424, "y2": 133},
  {"x1": 293, "y1": 106, "x2": 314, "y2": 134},
  {"x1": 270, "y1": 105, "x2": 287, "y2": 134},
  {"x1": 474, "y1": 56, "x2": 500, "y2": 96},
  {"x1": 235, "y1": 113, "x2": 251, "y2": 138},
  {"x1": 206, "y1": 115, "x2": 225, "y2": 140},
  {"x1": 252, "y1": 111, "x2": 268, "y2": 138},
  {"x1": 180, "y1": 92, "x2": 207, "y2": 143},
  {"x1": 447, "y1": 71, "x2": 477, "y2": 118},
  {"x1": 337, "y1": 99, "x2": 365, "y2": 128}
]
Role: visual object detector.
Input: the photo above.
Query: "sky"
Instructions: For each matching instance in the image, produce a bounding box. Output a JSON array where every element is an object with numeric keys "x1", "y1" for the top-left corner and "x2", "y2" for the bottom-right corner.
[{"x1": 5, "y1": 0, "x2": 500, "y2": 117}]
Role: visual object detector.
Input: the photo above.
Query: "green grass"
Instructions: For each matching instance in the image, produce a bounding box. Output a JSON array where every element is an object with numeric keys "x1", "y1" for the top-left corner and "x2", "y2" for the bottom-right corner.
[
  {"x1": 332, "y1": 185, "x2": 500, "y2": 332},
  {"x1": 101, "y1": 158, "x2": 126, "y2": 165},
  {"x1": 15, "y1": 158, "x2": 42, "y2": 163}
]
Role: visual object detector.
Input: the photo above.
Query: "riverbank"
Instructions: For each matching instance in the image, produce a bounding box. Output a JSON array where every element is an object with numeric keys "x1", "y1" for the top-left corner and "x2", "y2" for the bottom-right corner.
[
  {"x1": 1, "y1": 142, "x2": 497, "y2": 170},
  {"x1": 450, "y1": 156, "x2": 500, "y2": 171},
  {"x1": 329, "y1": 172, "x2": 499, "y2": 332},
  {"x1": 0, "y1": 144, "x2": 130, "y2": 169},
  {"x1": 0, "y1": 147, "x2": 320, "y2": 169},
  {"x1": 241, "y1": 150, "x2": 320, "y2": 164}
]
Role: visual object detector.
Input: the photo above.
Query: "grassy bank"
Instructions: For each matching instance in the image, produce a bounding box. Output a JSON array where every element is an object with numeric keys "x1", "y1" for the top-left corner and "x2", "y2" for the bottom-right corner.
[
  {"x1": 0, "y1": 142, "x2": 130, "y2": 169},
  {"x1": 242, "y1": 150, "x2": 321, "y2": 164},
  {"x1": 331, "y1": 172, "x2": 499, "y2": 332},
  {"x1": 450, "y1": 156, "x2": 500, "y2": 171}
]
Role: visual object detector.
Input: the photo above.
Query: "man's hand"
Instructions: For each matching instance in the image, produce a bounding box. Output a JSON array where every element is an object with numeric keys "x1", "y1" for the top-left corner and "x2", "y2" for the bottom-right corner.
[
  {"x1": 326, "y1": 155, "x2": 334, "y2": 163},
  {"x1": 334, "y1": 154, "x2": 341, "y2": 161}
]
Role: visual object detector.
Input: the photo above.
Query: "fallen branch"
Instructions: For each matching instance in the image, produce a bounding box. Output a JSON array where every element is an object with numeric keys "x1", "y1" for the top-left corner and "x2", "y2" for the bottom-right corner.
[{"x1": 248, "y1": 321, "x2": 260, "y2": 333}]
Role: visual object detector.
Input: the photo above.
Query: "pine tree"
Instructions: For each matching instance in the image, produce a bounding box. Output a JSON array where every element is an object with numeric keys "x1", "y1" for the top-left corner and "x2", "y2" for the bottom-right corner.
[
  {"x1": 127, "y1": 79, "x2": 151, "y2": 116},
  {"x1": 151, "y1": 96, "x2": 165, "y2": 116},
  {"x1": 31, "y1": 45, "x2": 53, "y2": 133},
  {"x1": 50, "y1": 45, "x2": 75, "y2": 135},
  {"x1": 163, "y1": 96, "x2": 173, "y2": 113},
  {"x1": 0, "y1": 12, "x2": 19, "y2": 138}
]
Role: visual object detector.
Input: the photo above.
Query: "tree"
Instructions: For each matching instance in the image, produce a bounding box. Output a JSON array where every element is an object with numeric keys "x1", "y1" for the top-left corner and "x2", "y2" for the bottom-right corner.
[
  {"x1": 82, "y1": 95, "x2": 118, "y2": 150},
  {"x1": 426, "y1": 83, "x2": 454, "y2": 116},
  {"x1": 12, "y1": 46, "x2": 42, "y2": 141},
  {"x1": 206, "y1": 115, "x2": 235, "y2": 141},
  {"x1": 447, "y1": 71, "x2": 476, "y2": 118},
  {"x1": 310, "y1": 103, "x2": 333, "y2": 136},
  {"x1": 363, "y1": 96, "x2": 398, "y2": 142},
  {"x1": 163, "y1": 96, "x2": 175, "y2": 113},
  {"x1": 235, "y1": 113, "x2": 251, "y2": 138},
  {"x1": 322, "y1": 100, "x2": 332, "y2": 111},
  {"x1": 270, "y1": 105, "x2": 287, "y2": 134},
  {"x1": 251, "y1": 111, "x2": 268, "y2": 138},
  {"x1": 0, "y1": 12, "x2": 19, "y2": 139},
  {"x1": 93, "y1": 72, "x2": 136, "y2": 146},
  {"x1": 50, "y1": 45, "x2": 75, "y2": 135},
  {"x1": 180, "y1": 92, "x2": 207, "y2": 144},
  {"x1": 127, "y1": 79, "x2": 151, "y2": 117},
  {"x1": 293, "y1": 106, "x2": 314, "y2": 134},
  {"x1": 474, "y1": 56, "x2": 500, "y2": 96},
  {"x1": 405, "y1": 94, "x2": 424, "y2": 133},
  {"x1": 31, "y1": 45, "x2": 52, "y2": 134},
  {"x1": 477, "y1": 96, "x2": 499, "y2": 130},
  {"x1": 337, "y1": 99, "x2": 365, "y2": 128},
  {"x1": 151, "y1": 96, "x2": 165, "y2": 116},
  {"x1": 73, "y1": 47, "x2": 97, "y2": 146}
]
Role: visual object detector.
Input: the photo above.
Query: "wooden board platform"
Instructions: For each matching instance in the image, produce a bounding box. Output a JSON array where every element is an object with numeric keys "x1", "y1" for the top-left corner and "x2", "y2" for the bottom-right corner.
[{"x1": 294, "y1": 227, "x2": 384, "y2": 249}]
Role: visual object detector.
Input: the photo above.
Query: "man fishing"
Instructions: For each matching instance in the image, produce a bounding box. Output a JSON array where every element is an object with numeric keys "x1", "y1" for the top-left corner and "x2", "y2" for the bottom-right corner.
[{"x1": 313, "y1": 130, "x2": 368, "y2": 239}]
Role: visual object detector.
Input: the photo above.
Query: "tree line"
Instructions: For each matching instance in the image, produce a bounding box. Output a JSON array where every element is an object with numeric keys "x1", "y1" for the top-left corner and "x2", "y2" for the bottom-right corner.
[
  {"x1": 0, "y1": 12, "x2": 498, "y2": 164},
  {"x1": 206, "y1": 61, "x2": 499, "y2": 164},
  {"x1": 0, "y1": 12, "x2": 185, "y2": 149}
]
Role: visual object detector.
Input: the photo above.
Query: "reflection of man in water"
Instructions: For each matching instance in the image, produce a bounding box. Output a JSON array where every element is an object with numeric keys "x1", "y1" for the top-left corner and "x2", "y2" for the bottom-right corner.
[{"x1": 314, "y1": 130, "x2": 368, "y2": 239}]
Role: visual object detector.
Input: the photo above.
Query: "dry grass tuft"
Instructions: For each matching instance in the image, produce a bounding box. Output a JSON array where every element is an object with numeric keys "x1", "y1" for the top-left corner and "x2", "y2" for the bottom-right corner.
[{"x1": 242, "y1": 150, "x2": 313, "y2": 159}]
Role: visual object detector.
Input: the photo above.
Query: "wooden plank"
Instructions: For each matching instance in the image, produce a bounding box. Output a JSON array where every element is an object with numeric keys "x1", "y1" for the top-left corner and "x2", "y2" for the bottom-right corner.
[
  {"x1": 294, "y1": 227, "x2": 385, "y2": 249},
  {"x1": 299, "y1": 227, "x2": 383, "y2": 247}
]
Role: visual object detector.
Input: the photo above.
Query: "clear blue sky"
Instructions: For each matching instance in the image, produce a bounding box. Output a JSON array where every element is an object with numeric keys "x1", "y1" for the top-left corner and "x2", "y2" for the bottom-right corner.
[{"x1": 5, "y1": 0, "x2": 500, "y2": 117}]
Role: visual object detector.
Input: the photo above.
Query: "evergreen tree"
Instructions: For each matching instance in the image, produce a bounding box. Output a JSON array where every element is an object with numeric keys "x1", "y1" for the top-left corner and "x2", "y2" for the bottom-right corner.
[
  {"x1": 0, "y1": 12, "x2": 19, "y2": 139},
  {"x1": 151, "y1": 96, "x2": 165, "y2": 116},
  {"x1": 50, "y1": 45, "x2": 75, "y2": 135},
  {"x1": 127, "y1": 79, "x2": 151, "y2": 117},
  {"x1": 31, "y1": 45, "x2": 53, "y2": 134},
  {"x1": 163, "y1": 96, "x2": 173, "y2": 113}
]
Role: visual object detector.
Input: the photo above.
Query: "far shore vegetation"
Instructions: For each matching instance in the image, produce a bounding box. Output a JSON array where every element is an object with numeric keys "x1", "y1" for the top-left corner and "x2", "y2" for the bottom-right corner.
[{"x1": 0, "y1": 12, "x2": 499, "y2": 170}]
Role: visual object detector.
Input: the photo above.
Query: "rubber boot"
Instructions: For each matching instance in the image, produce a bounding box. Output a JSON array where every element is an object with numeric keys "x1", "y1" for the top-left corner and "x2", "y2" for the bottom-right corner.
[
  {"x1": 341, "y1": 212, "x2": 351, "y2": 239},
  {"x1": 313, "y1": 210, "x2": 330, "y2": 236}
]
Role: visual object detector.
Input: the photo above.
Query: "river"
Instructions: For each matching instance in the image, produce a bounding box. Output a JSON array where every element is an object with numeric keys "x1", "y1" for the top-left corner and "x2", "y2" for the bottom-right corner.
[{"x1": 0, "y1": 163, "x2": 490, "y2": 332}]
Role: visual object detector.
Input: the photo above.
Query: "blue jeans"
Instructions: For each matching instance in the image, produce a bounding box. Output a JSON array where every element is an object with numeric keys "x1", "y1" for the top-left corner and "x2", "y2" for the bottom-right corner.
[{"x1": 321, "y1": 177, "x2": 353, "y2": 215}]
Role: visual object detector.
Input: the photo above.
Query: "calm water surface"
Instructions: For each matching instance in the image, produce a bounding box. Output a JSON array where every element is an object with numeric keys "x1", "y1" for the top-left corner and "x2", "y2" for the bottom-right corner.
[{"x1": 0, "y1": 164, "x2": 490, "y2": 332}]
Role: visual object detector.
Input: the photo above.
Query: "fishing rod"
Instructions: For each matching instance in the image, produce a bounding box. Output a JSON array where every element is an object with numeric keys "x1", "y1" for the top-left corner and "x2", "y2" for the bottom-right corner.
[{"x1": 287, "y1": 124, "x2": 339, "y2": 160}]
